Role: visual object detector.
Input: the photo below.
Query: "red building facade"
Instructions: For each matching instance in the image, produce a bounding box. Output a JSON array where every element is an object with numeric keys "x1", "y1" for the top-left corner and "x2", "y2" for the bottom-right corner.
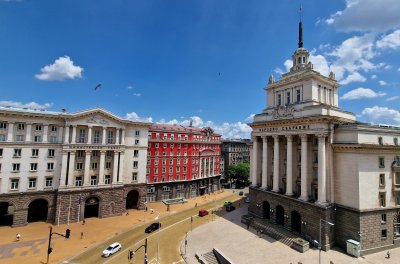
[{"x1": 146, "y1": 124, "x2": 221, "y2": 202}]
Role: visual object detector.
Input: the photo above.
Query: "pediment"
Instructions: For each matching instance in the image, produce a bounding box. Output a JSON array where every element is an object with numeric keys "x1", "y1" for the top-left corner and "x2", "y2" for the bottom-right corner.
[{"x1": 68, "y1": 108, "x2": 126, "y2": 128}]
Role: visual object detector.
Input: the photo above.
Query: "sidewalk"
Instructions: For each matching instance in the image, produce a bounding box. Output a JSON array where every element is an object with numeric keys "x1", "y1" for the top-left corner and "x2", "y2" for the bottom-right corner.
[
  {"x1": 0, "y1": 190, "x2": 233, "y2": 264},
  {"x1": 184, "y1": 204, "x2": 400, "y2": 264}
]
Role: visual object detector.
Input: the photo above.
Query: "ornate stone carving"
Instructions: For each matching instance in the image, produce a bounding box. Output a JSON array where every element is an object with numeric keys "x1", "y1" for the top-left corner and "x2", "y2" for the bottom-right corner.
[
  {"x1": 272, "y1": 105, "x2": 295, "y2": 119},
  {"x1": 87, "y1": 116, "x2": 109, "y2": 125}
]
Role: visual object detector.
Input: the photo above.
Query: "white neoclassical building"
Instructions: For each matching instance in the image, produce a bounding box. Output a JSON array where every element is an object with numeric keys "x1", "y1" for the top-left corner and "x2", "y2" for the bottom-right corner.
[
  {"x1": 0, "y1": 107, "x2": 151, "y2": 226},
  {"x1": 248, "y1": 20, "x2": 400, "y2": 255}
]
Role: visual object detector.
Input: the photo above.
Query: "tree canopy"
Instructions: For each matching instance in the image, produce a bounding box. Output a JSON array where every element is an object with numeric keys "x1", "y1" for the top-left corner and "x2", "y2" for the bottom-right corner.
[{"x1": 225, "y1": 162, "x2": 250, "y2": 188}]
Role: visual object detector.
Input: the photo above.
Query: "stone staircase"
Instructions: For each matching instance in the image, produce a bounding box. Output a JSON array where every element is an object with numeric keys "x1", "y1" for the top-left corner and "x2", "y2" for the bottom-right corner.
[
  {"x1": 251, "y1": 218, "x2": 300, "y2": 248},
  {"x1": 202, "y1": 251, "x2": 219, "y2": 264}
]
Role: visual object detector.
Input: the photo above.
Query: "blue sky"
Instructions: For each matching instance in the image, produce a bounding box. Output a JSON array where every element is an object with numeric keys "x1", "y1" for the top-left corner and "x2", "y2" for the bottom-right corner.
[{"x1": 1, "y1": 0, "x2": 400, "y2": 138}]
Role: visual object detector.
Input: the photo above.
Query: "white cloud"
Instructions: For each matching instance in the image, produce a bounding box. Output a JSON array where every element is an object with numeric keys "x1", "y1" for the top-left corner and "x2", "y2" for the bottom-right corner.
[
  {"x1": 339, "y1": 72, "x2": 366, "y2": 85},
  {"x1": 0, "y1": 100, "x2": 53, "y2": 110},
  {"x1": 341, "y1": 87, "x2": 386, "y2": 100},
  {"x1": 371, "y1": 74, "x2": 377, "y2": 79},
  {"x1": 376, "y1": 29, "x2": 400, "y2": 49},
  {"x1": 127, "y1": 85, "x2": 133, "y2": 90},
  {"x1": 379, "y1": 80, "x2": 387, "y2": 86},
  {"x1": 274, "y1": 68, "x2": 284, "y2": 75},
  {"x1": 132, "y1": 93, "x2": 141, "y2": 97},
  {"x1": 386, "y1": 96, "x2": 400, "y2": 101},
  {"x1": 329, "y1": 0, "x2": 400, "y2": 32},
  {"x1": 35, "y1": 56, "x2": 83, "y2": 81},
  {"x1": 125, "y1": 112, "x2": 153, "y2": 123},
  {"x1": 310, "y1": 54, "x2": 330, "y2": 76},
  {"x1": 360, "y1": 106, "x2": 400, "y2": 125},
  {"x1": 246, "y1": 114, "x2": 255, "y2": 121},
  {"x1": 283, "y1": 59, "x2": 292, "y2": 72}
]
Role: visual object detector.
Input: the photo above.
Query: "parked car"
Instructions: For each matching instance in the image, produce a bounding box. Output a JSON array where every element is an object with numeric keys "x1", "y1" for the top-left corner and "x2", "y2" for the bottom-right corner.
[
  {"x1": 226, "y1": 205, "x2": 236, "y2": 212},
  {"x1": 238, "y1": 191, "x2": 244, "y2": 196},
  {"x1": 145, "y1": 222, "x2": 161, "y2": 233},
  {"x1": 198, "y1": 209, "x2": 209, "y2": 217},
  {"x1": 224, "y1": 201, "x2": 232, "y2": 207},
  {"x1": 245, "y1": 197, "x2": 250, "y2": 203},
  {"x1": 102, "y1": 242, "x2": 122, "y2": 257}
]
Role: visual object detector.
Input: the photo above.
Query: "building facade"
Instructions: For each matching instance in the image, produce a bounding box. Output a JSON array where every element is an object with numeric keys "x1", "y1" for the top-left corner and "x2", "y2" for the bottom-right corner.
[
  {"x1": 146, "y1": 124, "x2": 221, "y2": 202},
  {"x1": 221, "y1": 139, "x2": 250, "y2": 168},
  {"x1": 248, "y1": 21, "x2": 400, "y2": 255},
  {"x1": 0, "y1": 107, "x2": 151, "y2": 226}
]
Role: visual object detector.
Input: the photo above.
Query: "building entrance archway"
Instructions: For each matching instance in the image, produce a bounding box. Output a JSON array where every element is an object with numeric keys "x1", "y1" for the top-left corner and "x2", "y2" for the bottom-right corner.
[
  {"x1": 291, "y1": 210, "x2": 302, "y2": 233},
  {"x1": 126, "y1": 190, "x2": 139, "y2": 209},
  {"x1": 84, "y1": 197, "x2": 100, "y2": 218},
  {"x1": 276, "y1": 205, "x2": 284, "y2": 226},
  {"x1": 262, "y1": 201, "x2": 270, "y2": 219},
  {"x1": 0, "y1": 202, "x2": 14, "y2": 226},
  {"x1": 28, "y1": 199, "x2": 48, "y2": 222}
]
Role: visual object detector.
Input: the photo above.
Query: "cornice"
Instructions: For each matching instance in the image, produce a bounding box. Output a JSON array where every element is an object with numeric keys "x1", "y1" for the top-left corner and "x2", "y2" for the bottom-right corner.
[{"x1": 333, "y1": 143, "x2": 400, "y2": 153}]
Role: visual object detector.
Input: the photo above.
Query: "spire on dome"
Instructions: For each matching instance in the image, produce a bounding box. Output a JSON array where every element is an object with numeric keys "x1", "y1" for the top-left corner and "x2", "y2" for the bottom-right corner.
[{"x1": 298, "y1": 5, "x2": 303, "y2": 48}]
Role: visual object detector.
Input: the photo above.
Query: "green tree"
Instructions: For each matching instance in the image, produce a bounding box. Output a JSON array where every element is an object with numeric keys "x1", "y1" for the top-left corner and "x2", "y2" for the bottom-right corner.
[{"x1": 225, "y1": 162, "x2": 250, "y2": 188}]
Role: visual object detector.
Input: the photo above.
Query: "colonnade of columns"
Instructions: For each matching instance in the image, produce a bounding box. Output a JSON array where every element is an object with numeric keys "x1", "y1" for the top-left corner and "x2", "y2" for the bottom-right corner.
[
  {"x1": 64, "y1": 125, "x2": 125, "y2": 145},
  {"x1": 251, "y1": 133, "x2": 328, "y2": 204},
  {"x1": 199, "y1": 156, "x2": 217, "y2": 177},
  {"x1": 6, "y1": 123, "x2": 61, "y2": 143},
  {"x1": 60, "y1": 150, "x2": 124, "y2": 188}
]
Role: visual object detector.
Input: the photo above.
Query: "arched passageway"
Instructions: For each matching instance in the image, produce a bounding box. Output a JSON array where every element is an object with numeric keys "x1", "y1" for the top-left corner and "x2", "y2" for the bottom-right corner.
[
  {"x1": 291, "y1": 210, "x2": 302, "y2": 233},
  {"x1": 84, "y1": 197, "x2": 100, "y2": 218},
  {"x1": 276, "y1": 205, "x2": 285, "y2": 226},
  {"x1": 28, "y1": 199, "x2": 48, "y2": 222},
  {"x1": 0, "y1": 202, "x2": 14, "y2": 226},
  {"x1": 126, "y1": 190, "x2": 139, "y2": 209}
]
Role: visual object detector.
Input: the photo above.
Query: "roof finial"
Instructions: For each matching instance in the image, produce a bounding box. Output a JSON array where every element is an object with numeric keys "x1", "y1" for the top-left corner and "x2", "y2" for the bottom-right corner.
[{"x1": 298, "y1": 4, "x2": 303, "y2": 48}]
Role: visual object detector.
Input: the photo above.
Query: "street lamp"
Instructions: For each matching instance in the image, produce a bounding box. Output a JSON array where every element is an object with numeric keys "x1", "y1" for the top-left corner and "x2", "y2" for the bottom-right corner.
[
  {"x1": 150, "y1": 209, "x2": 160, "y2": 264},
  {"x1": 319, "y1": 219, "x2": 334, "y2": 264}
]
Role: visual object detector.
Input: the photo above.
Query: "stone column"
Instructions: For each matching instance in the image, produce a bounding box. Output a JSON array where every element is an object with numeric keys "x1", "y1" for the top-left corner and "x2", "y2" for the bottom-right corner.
[
  {"x1": 71, "y1": 125, "x2": 77, "y2": 143},
  {"x1": 300, "y1": 134, "x2": 309, "y2": 201},
  {"x1": 286, "y1": 135, "x2": 293, "y2": 196},
  {"x1": 58, "y1": 126, "x2": 63, "y2": 144},
  {"x1": 273, "y1": 135, "x2": 280, "y2": 192},
  {"x1": 43, "y1": 125, "x2": 48, "y2": 143},
  {"x1": 87, "y1": 126, "x2": 92, "y2": 144},
  {"x1": 208, "y1": 157, "x2": 211, "y2": 177},
  {"x1": 199, "y1": 158, "x2": 203, "y2": 177},
  {"x1": 84, "y1": 150, "x2": 91, "y2": 186},
  {"x1": 118, "y1": 151, "x2": 125, "y2": 183},
  {"x1": 98, "y1": 150, "x2": 106, "y2": 184},
  {"x1": 102, "y1": 127, "x2": 107, "y2": 145},
  {"x1": 67, "y1": 151, "x2": 76, "y2": 187},
  {"x1": 64, "y1": 125, "x2": 70, "y2": 144},
  {"x1": 116, "y1": 128, "x2": 120, "y2": 145},
  {"x1": 26, "y1": 124, "x2": 32, "y2": 142},
  {"x1": 121, "y1": 129, "x2": 126, "y2": 145},
  {"x1": 261, "y1": 136, "x2": 268, "y2": 189},
  {"x1": 60, "y1": 152, "x2": 69, "y2": 187},
  {"x1": 7, "y1": 122, "x2": 14, "y2": 142},
  {"x1": 317, "y1": 134, "x2": 327, "y2": 204},
  {"x1": 112, "y1": 151, "x2": 119, "y2": 184},
  {"x1": 251, "y1": 136, "x2": 258, "y2": 186}
]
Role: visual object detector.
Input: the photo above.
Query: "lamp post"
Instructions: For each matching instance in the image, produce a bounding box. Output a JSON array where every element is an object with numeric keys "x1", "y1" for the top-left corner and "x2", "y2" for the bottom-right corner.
[
  {"x1": 151, "y1": 209, "x2": 160, "y2": 264},
  {"x1": 319, "y1": 219, "x2": 334, "y2": 264}
]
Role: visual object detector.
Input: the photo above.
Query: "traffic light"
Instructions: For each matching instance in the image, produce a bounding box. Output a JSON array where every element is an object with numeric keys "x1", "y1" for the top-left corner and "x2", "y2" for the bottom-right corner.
[
  {"x1": 65, "y1": 228, "x2": 71, "y2": 239},
  {"x1": 128, "y1": 250, "x2": 134, "y2": 260},
  {"x1": 48, "y1": 247, "x2": 53, "y2": 254}
]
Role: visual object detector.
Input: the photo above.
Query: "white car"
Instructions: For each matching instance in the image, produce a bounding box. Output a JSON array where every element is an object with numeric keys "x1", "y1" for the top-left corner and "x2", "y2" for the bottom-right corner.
[{"x1": 102, "y1": 242, "x2": 122, "y2": 257}]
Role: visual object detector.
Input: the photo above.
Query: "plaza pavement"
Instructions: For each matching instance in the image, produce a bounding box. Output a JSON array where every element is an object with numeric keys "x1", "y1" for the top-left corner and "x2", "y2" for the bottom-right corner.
[
  {"x1": 183, "y1": 204, "x2": 400, "y2": 264},
  {"x1": 0, "y1": 190, "x2": 233, "y2": 264}
]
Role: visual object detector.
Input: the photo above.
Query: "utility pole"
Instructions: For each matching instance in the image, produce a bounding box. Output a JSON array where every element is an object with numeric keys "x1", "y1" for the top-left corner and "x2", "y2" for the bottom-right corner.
[{"x1": 46, "y1": 226, "x2": 71, "y2": 264}]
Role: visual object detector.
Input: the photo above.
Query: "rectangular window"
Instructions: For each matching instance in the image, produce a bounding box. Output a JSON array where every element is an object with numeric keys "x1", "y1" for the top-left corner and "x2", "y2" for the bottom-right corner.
[
  {"x1": 277, "y1": 94, "x2": 282, "y2": 106},
  {"x1": 51, "y1": 125, "x2": 57, "y2": 132},
  {"x1": 32, "y1": 149, "x2": 39, "y2": 157},
  {"x1": 132, "y1": 172, "x2": 138, "y2": 181},
  {"x1": 10, "y1": 179, "x2": 19, "y2": 190},
  {"x1": 105, "y1": 162, "x2": 112, "y2": 169},
  {"x1": 108, "y1": 131, "x2": 114, "y2": 144},
  {"x1": 395, "y1": 172, "x2": 400, "y2": 185},
  {"x1": 16, "y1": 135, "x2": 24, "y2": 141},
  {"x1": 34, "y1": 135, "x2": 42, "y2": 142},
  {"x1": 12, "y1": 163, "x2": 20, "y2": 172},
  {"x1": 105, "y1": 175, "x2": 111, "y2": 184},
  {"x1": 381, "y1": 214, "x2": 387, "y2": 224},
  {"x1": 154, "y1": 176, "x2": 158, "y2": 182},
  {"x1": 155, "y1": 143, "x2": 159, "y2": 148},
  {"x1": 91, "y1": 162, "x2": 98, "y2": 169},
  {"x1": 90, "y1": 176, "x2": 97, "y2": 185},
  {"x1": 76, "y1": 162, "x2": 83, "y2": 170},
  {"x1": 93, "y1": 130, "x2": 100, "y2": 143},
  {"x1": 134, "y1": 150, "x2": 139, "y2": 157},
  {"x1": 35, "y1": 125, "x2": 42, "y2": 131},
  {"x1": 147, "y1": 186, "x2": 155, "y2": 193},
  {"x1": 286, "y1": 92, "x2": 291, "y2": 105},
  {"x1": 0, "y1": 148, "x2": 2, "y2": 157},
  {"x1": 0, "y1": 122, "x2": 7, "y2": 129},
  {"x1": 379, "y1": 174, "x2": 385, "y2": 186},
  {"x1": 28, "y1": 178, "x2": 36, "y2": 189},
  {"x1": 17, "y1": 123, "x2": 25, "y2": 130},
  {"x1": 45, "y1": 177, "x2": 53, "y2": 187},
  {"x1": 381, "y1": 229, "x2": 387, "y2": 239},
  {"x1": 48, "y1": 149, "x2": 55, "y2": 158},
  {"x1": 92, "y1": 150, "x2": 99, "y2": 157},
  {"x1": 394, "y1": 138, "x2": 398, "y2": 146},
  {"x1": 49, "y1": 135, "x2": 57, "y2": 143},
  {"x1": 106, "y1": 150, "x2": 113, "y2": 157},
  {"x1": 296, "y1": 89, "x2": 301, "y2": 103},
  {"x1": 78, "y1": 129, "x2": 86, "y2": 143},
  {"x1": 30, "y1": 163, "x2": 38, "y2": 171},
  {"x1": 379, "y1": 157, "x2": 385, "y2": 168},
  {"x1": 163, "y1": 186, "x2": 170, "y2": 191},
  {"x1": 47, "y1": 162, "x2": 54, "y2": 171},
  {"x1": 380, "y1": 193, "x2": 386, "y2": 207},
  {"x1": 135, "y1": 130, "x2": 140, "y2": 136},
  {"x1": 77, "y1": 150, "x2": 85, "y2": 157},
  {"x1": 0, "y1": 134, "x2": 6, "y2": 141},
  {"x1": 133, "y1": 161, "x2": 138, "y2": 169},
  {"x1": 378, "y1": 137, "x2": 383, "y2": 145},
  {"x1": 135, "y1": 139, "x2": 139, "y2": 145},
  {"x1": 75, "y1": 176, "x2": 83, "y2": 186},
  {"x1": 170, "y1": 143, "x2": 174, "y2": 148}
]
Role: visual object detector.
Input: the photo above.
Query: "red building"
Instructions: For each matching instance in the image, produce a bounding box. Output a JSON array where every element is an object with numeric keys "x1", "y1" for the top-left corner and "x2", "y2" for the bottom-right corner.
[{"x1": 146, "y1": 124, "x2": 221, "y2": 202}]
